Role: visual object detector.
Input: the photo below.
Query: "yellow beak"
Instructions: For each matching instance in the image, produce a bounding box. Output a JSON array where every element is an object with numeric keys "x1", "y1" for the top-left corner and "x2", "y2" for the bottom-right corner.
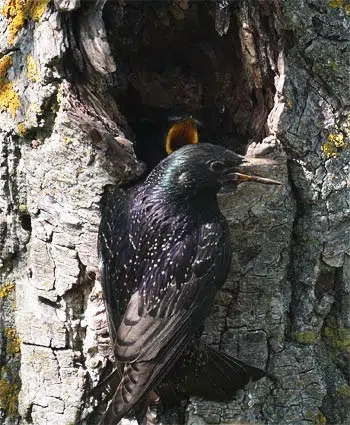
[{"x1": 234, "y1": 157, "x2": 281, "y2": 185}]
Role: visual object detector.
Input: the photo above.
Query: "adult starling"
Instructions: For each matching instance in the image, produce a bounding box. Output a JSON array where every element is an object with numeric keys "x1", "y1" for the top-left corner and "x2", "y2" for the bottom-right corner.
[{"x1": 97, "y1": 143, "x2": 280, "y2": 425}]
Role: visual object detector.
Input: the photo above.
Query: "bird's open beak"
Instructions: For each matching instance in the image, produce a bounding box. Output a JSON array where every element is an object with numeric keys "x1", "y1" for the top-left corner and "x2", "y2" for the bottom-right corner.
[
  {"x1": 231, "y1": 172, "x2": 281, "y2": 185},
  {"x1": 226, "y1": 157, "x2": 281, "y2": 185},
  {"x1": 165, "y1": 118, "x2": 199, "y2": 154}
]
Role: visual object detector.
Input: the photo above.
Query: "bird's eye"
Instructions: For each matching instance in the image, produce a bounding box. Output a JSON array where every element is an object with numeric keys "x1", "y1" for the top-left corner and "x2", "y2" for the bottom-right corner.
[{"x1": 209, "y1": 161, "x2": 225, "y2": 172}]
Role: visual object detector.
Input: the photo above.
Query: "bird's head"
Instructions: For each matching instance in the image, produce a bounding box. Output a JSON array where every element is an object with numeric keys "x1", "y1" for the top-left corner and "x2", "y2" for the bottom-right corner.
[{"x1": 148, "y1": 143, "x2": 280, "y2": 200}]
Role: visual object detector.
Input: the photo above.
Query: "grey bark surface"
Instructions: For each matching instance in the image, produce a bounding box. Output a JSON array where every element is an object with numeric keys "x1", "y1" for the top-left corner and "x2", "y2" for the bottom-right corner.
[{"x1": 0, "y1": 1, "x2": 349, "y2": 425}]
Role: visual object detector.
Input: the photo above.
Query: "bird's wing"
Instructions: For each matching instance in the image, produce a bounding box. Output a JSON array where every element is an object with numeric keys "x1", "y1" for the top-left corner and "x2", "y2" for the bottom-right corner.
[
  {"x1": 98, "y1": 187, "x2": 133, "y2": 348},
  {"x1": 99, "y1": 218, "x2": 232, "y2": 425},
  {"x1": 115, "y1": 218, "x2": 232, "y2": 365}
]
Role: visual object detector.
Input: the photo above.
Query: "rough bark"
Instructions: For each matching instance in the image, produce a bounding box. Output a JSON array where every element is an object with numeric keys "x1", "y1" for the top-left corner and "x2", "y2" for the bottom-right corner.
[{"x1": 0, "y1": 1, "x2": 349, "y2": 425}]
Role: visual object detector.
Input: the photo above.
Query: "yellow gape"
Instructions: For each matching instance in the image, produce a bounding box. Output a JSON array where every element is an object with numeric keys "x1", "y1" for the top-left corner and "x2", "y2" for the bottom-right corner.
[{"x1": 165, "y1": 118, "x2": 199, "y2": 154}]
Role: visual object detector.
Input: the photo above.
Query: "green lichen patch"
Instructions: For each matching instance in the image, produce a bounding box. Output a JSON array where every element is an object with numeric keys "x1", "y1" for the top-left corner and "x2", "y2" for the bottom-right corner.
[
  {"x1": 336, "y1": 384, "x2": 350, "y2": 400},
  {"x1": 323, "y1": 326, "x2": 350, "y2": 355},
  {"x1": 334, "y1": 384, "x2": 350, "y2": 416},
  {"x1": 294, "y1": 330, "x2": 319, "y2": 344},
  {"x1": 328, "y1": 58, "x2": 337, "y2": 71}
]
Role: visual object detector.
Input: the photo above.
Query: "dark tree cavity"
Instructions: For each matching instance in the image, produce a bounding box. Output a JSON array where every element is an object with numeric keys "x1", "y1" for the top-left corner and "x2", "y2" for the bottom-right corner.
[{"x1": 101, "y1": 1, "x2": 277, "y2": 165}]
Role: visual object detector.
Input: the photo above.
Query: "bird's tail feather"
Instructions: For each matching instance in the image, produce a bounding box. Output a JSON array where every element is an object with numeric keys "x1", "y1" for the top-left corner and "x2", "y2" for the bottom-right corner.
[
  {"x1": 89, "y1": 367, "x2": 122, "y2": 403},
  {"x1": 96, "y1": 331, "x2": 190, "y2": 425},
  {"x1": 98, "y1": 361, "x2": 156, "y2": 425},
  {"x1": 95, "y1": 345, "x2": 265, "y2": 424},
  {"x1": 196, "y1": 346, "x2": 265, "y2": 400},
  {"x1": 158, "y1": 344, "x2": 265, "y2": 404}
]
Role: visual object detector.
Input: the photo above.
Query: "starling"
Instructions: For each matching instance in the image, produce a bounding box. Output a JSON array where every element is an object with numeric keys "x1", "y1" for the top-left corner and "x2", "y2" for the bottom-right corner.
[{"x1": 97, "y1": 143, "x2": 280, "y2": 425}]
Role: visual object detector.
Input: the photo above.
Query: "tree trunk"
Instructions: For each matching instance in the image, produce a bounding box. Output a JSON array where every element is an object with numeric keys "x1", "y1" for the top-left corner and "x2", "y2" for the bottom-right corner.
[{"x1": 0, "y1": 1, "x2": 349, "y2": 425}]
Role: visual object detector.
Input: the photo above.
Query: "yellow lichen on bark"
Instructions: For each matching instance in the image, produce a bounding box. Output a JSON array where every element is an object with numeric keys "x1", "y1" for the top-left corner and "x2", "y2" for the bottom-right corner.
[
  {"x1": 4, "y1": 328, "x2": 21, "y2": 357},
  {"x1": 0, "y1": 55, "x2": 13, "y2": 81},
  {"x1": 322, "y1": 132, "x2": 347, "y2": 158},
  {"x1": 1, "y1": 0, "x2": 49, "y2": 45},
  {"x1": 0, "y1": 376, "x2": 19, "y2": 418},
  {"x1": 0, "y1": 326, "x2": 21, "y2": 417},
  {"x1": 328, "y1": 0, "x2": 344, "y2": 7},
  {"x1": 328, "y1": 0, "x2": 350, "y2": 14},
  {"x1": 0, "y1": 81, "x2": 21, "y2": 117},
  {"x1": 17, "y1": 122, "x2": 26, "y2": 135},
  {"x1": 1, "y1": 0, "x2": 25, "y2": 45},
  {"x1": 25, "y1": 0, "x2": 49, "y2": 21},
  {"x1": 0, "y1": 55, "x2": 20, "y2": 117},
  {"x1": 26, "y1": 54, "x2": 40, "y2": 82},
  {"x1": 0, "y1": 282, "x2": 15, "y2": 299}
]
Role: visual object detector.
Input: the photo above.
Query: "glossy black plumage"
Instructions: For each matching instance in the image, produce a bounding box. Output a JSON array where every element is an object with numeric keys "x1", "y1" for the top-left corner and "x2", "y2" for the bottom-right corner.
[{"x1": 97, "y1": 143, "x2": 264, "y2": 424}]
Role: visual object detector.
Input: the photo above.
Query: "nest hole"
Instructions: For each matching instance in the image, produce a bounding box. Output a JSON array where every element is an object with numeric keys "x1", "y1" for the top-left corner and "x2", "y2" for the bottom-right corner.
[
  {"x1": 19, "y1": 214, "x2": 31, "y2": 232},
  {"x1": 102, "y1": 1, "x2": 275, "y2": 169}
]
